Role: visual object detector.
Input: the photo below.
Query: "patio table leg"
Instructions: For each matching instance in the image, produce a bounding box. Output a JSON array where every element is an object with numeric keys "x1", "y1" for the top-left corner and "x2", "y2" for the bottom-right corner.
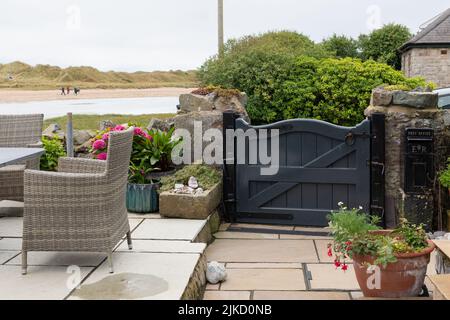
[
  {"x1": 126, "y1": 231, "x2": 133, "y2": 250},
  {"x1": 21, "y1": 251, "x2": 27, "y2": 275},
  {"x1": 107, "y1": 252, "x2": 114, "y2": 274}
]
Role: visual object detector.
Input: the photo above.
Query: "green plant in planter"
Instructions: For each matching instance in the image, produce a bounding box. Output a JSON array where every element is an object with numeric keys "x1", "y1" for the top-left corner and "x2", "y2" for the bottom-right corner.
[
  {"x1": 439, "y1": 158, "x2": 450, "y2": 189},
  {"x1": 328, "y1": 203, "x2": 429, "y2": 269},
  {"x1": 40, "y1": 136, "x2": 66, "y2": 171},
  {"x1": 90, "y1": 124, "x2": 181, "y2": 213}
]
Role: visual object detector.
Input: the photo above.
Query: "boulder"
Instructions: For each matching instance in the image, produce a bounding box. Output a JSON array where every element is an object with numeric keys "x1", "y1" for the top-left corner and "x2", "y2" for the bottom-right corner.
[
  {"x1": 392, "y1": 91, "x2": 439, "y2": 109},
  {"x1": 179, "y1": 92, "x2": 249, "y2": 121},
  {"x1": 42, "y1": 123, "x2": 65, "y2": 140},
  {"x1": 206, "y1": 261, "x2": 227, "y2": 284},
  {"x1": 147, "y1": 117, "x2": 175, "y2": 132},
  {"x1": 371, "y1": 88, "x2": 393, "y2": 106},
  {"x1": 72, "y1": 130, "x2": 94, "y2": 146}
]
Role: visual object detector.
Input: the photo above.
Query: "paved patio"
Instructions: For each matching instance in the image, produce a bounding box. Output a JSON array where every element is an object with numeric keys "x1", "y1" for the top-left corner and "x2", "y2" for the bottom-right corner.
[
  {"x1": 204, "y1": 223, "x2": 437, "y2": 300},
  {"x1": 0, "y1": 214, "x2": 207, "y2": 300}
]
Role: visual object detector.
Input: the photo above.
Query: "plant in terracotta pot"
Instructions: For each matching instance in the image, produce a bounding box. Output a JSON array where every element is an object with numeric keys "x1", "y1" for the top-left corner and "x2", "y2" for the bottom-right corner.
[
  {"x1": 91, "y1": 124, "x2": 181, "y2": 214},
  {"x1": 328, "y1": 203, "x2": 435, "y2": 298}
]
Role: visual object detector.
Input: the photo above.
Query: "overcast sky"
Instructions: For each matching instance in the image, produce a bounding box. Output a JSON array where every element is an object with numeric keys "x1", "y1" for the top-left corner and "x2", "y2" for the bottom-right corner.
[{"x1": 0, "y1": 0, "x2": 448, "y2": 72}]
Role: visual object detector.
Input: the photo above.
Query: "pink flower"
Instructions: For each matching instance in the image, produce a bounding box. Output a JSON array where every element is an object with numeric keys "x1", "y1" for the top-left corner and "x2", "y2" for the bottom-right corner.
[
  {"x1": 102, "y1": 133, "x2": 109, "y2": 141},
  {"x1": 113, "y1": 125, "x2": 125, "y2": 131},
  {"x1": 134, "y1": 127, "x2": 144, "y2": 136},
  {"x1": 92, "y1": 139, "x2": 106, "y2": 150},
  {"x1": 144, "y1": 133, "x2": 153, "y2": 141},
  {"x1": 96, "y1": 152, "x2": 107, "y2": 161}
]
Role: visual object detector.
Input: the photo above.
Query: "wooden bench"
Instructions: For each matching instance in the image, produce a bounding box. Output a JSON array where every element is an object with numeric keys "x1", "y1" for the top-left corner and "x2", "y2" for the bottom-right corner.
[{"x1": 430, "y1": 240, "x2": 450, "y2": 300}]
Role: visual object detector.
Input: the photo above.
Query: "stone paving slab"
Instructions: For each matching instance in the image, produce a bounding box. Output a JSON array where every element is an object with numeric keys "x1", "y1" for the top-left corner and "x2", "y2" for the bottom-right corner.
[
  {"x1": 127, "y1": 213, "x2": 161, "y2": 219},
  {"x1": 132, "y1": 219, "x2": 206, "y2": 241},
  {"x1": 0, "y1": 251, "x2": 19, "y2": 264},
  {"x1": 280, "y1": 234, "x2": 332, "y2": 240},
  {"x1": 220, "y1": 269, "x2": 306, "y2": 291},
  {"x1": 0, "y1": 217, "x2": 22, "y2": 237},
  {"x1": 115, "y1": 239, "x2": 206, "y2": 254},
  {"x1": 226, "y1": 262, "x2": 302, "y2": 269},
  {"x1": 213, "y1": 232, "x2": 278, "y2": 240},
  {"x1": 206, "y1": 239, "x2": 318, "y2": 263},
  {"x1": 0, "y1": 201, "x2": 23, "y2": 217},
  {"x1": 308, "y1": 264, "x2": 360, "y2": 290},
  {"x1": 0, "y1": 265, "x2": 93, "y2": 300},
  {"x1": 0, "y1": 238, "x2": 22, "y2": 251},
  {"x1": 203, "y1": 290, "x2": 251, "y2": 300},
  {"x1": 7, "y1": 252, "x2": 106, "y2": 267},
  {"x1": 253, "y1": 290, "x2": 350, "y2": 300},
  {"x1": 230, "y1": 223, "x2": 295, "y2": 231},
  {"x1": 68, "y1": 252, "x2": 200, "y2": 300}
]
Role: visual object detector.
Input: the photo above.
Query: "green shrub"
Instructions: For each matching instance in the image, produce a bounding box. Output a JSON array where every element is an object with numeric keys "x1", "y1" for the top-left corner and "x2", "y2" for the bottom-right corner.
[
  {"x1": 321, "y1": 34, "x2": 360, "y2": 59},
  {"x1": 439, "y1": 158, "x2": 450, "y2": 189},
  {"x1": 40, "y1": 136, "x2": 66, "y2": 171},
  {"x1": 160, "y1": 165, "x2": 222, "y2": 192},
  {"x1": 358, "y1": 24, "x2": 412, "y2": 70}
]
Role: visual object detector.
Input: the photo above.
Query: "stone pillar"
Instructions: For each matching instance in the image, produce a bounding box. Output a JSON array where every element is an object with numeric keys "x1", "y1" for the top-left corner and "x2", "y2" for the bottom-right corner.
[{"x1": 365, "y1": 88, "x2": 450, "y2": 230}]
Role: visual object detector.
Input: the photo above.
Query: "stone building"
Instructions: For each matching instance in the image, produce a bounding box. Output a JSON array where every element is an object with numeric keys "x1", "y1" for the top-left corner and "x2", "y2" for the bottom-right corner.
[{"x1": 400, "y1": 8, "x2": 450, "y2": 88}]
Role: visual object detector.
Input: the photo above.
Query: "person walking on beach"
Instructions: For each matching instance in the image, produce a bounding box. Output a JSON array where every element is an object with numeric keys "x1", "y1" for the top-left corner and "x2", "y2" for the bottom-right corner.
[
  {"x1": 74, "y1": 87, "x2": 80, "y2": 95},
  {"x1": 61, "y1": 87, "x2": 66, "y2": 95},
  {"x1": 66, "y1": 86, "x2": 71, "y2": 95}
]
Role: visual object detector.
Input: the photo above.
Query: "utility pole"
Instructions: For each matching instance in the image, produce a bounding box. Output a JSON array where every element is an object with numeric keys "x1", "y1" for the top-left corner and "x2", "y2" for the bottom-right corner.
[{"x1": 218, "y1": 0, "x2": 224, "y2": 57}]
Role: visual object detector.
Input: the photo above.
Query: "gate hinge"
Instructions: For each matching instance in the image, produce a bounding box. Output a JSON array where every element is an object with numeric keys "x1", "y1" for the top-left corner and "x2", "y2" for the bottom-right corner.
[{"x1": 370, "y1": 161, "x2": 385, "y2": 175}]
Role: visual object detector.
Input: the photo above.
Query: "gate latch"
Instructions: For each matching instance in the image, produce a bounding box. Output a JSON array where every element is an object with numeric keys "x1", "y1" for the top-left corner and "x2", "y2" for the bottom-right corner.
[{"x1": 345, "y1": 131, "x2": 371, "y2": 146}]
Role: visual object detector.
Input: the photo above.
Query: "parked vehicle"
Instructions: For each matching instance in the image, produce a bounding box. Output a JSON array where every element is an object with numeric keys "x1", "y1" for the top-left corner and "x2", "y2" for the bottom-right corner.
[{"x1": 434, "y1": 87, "x2": 450, "y2": 109}]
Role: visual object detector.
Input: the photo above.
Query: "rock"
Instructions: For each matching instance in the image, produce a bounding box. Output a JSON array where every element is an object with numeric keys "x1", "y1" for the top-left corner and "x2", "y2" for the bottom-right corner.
[
  {"x1": 206, "y1": 261, "x2": 227, "y2": 284},
  {"x1": 371, "y1": 88, "x2": 393, "y2": 106},
  {"x1": 179, "y1": 93, "x2": 250, "y2": 121},
  {"x1": 147, "y1": 118, "x2": 175, "y2": 132},
  {"x1": 74, "y1": 139, "x2": 93, "y2": 154},
  {"x1": 188, "y1": 176, "x2": 199, "y2": 189},
  {"x1": 99, "y1": 120, "x2": 115, "y2": 131},
  {"x1": 72, "y1": 130, "x2": 94, "y2": 146},
  {"x1": 392, "y1": 91, "x2": 439, "y2": 109},
  {"x1": 42, "y1": 123, "x2": 65, "y2": 140}
]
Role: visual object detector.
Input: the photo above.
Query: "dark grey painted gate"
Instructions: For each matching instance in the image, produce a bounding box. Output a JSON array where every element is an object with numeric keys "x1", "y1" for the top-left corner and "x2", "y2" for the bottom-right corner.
[{"x1": 223, "y1": 115, "x2": 374, "y2": 227}]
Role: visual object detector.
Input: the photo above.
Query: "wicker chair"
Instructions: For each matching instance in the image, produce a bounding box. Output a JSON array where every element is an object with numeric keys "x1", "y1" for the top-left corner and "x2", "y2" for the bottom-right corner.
[
  {"x1": 0, "y1": 114, "x2": 44, "y2": 202},
  {"x1": 22, "y1": 127, "x2": 134, "y2": 275}
]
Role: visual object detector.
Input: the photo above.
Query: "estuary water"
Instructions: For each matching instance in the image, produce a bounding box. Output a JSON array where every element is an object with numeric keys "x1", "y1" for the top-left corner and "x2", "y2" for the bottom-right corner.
[{"x1": 0, "y1": 96, "x2": 179, "y2": 119}]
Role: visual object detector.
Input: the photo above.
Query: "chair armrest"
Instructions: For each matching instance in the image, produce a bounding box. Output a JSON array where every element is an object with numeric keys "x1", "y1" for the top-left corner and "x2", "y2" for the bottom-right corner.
[{"x1": 58, "y1": 157, "x2": 107, "y2": 174}]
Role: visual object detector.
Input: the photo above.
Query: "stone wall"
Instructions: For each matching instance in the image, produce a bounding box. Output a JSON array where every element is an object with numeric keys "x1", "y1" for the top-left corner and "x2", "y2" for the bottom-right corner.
[
  {"x1": 366, "y1": 88, "x2": 450, "y2": 229},
  {"x1": 402, "y1": 48, "x2": 450, "y2": 88}
]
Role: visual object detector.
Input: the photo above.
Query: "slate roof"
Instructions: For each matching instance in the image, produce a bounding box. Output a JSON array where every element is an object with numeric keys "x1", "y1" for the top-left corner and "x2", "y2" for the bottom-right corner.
[{"x1": 400, "y1": 8, "x2": 450, "y2": 51}]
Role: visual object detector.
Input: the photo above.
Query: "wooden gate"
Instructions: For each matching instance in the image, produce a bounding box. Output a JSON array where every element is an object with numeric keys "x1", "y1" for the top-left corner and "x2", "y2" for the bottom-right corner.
[{"x1": 223, "y1": 112, "x2": 385, "y2": 227}]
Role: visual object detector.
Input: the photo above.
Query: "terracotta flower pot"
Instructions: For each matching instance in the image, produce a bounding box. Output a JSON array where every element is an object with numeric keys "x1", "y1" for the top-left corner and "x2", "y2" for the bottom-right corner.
[{"x1": 353, "y1": 230, "x2": 435, "y2": 298}]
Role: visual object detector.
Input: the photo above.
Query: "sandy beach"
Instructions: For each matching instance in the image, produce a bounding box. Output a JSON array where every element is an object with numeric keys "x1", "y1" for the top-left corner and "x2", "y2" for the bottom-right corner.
[{"x1": 0, "y1": 88, "x2": 195, "y2": 103}]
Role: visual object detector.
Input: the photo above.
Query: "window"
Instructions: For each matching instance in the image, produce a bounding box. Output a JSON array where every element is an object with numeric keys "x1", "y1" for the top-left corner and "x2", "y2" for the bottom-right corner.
[{"x1": 441, "y1": 50, "x2": 448, "y2": 55}]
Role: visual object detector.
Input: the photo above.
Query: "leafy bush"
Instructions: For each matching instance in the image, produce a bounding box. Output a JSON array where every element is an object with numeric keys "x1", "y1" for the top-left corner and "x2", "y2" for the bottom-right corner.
[
  {"x1": 200, "y1": 30, "x2": 428, "y2": 126},
  {"x1": 321, "y1": 34, "x2": 360, "y2": 59},
  {"x1": 358, "y1": 24, "x2": 412, "y2": 70},
  {"x1": 90, "y1": 124, "x2": 182, "y2": 184},
  {"x1": 328, "y1": 204, "x2": 429, "y2": 269},
  {"x1": 40, "y1": 136, "x2": 66, "y2": 171},
  {"x1": 439, "y1": 158, "x2": 450, "y2": 189},
  {"x1": 160, "y1": 164, "x2": 222, "y2": 192}
]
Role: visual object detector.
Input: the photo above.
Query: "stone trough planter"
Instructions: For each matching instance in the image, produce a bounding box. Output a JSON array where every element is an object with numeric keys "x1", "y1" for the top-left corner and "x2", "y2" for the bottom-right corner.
[{"x1": 159, "y1": 183, "x2": 222, "y2": 220}]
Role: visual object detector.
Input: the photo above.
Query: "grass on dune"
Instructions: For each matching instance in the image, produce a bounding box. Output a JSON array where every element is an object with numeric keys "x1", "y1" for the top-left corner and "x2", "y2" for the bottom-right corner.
[{"x1": 44, "y1": 114, "x2": 176, "y2": 131}]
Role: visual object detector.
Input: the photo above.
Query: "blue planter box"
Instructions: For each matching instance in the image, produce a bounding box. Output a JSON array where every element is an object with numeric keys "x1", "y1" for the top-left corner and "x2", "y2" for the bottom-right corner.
[{"x1": 126, "y1": 183, "x2": 159, "y2": 213}]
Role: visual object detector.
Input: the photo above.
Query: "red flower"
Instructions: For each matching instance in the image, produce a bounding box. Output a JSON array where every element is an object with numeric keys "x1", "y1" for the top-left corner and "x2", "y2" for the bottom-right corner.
[
  {"x1": 334, "y1": 260, "x2": 341, "y2": 268},
  {"x1": 342, "y1": 264, "x2": 348, "y2": 271},
  {"x1": 327, "y1": 248, "x2": 333, "y2": 257}
]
